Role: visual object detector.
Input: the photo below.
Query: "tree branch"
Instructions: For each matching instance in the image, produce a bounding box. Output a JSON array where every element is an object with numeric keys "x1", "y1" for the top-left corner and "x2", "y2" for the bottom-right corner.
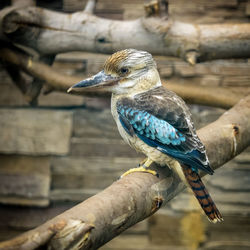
[
  {"x1": 84, "y1": 0, "x2": 97, "y2": 14},
  {"x1": 11, "y1": 0, "x2": 35, "y2": 7},
  {"x1": 1, "y1": 7, "x2": 250, "y2": 62},
  {"x1": 0, "y1": 95, "x2": 249, "y2": 250},
  {"x1": 166, "y1": 81, "x2": 246, "y2": 109},
  {"x1": 0, "y1": 47, "x2": 247, "y2": 109}
]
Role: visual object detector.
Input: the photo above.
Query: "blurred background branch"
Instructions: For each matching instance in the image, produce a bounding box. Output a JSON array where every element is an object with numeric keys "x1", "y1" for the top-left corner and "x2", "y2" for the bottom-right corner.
[
  {"x1": 1, "y1": 6, "x2": 250, "y2": 62},
  {"x1": 0, "y1": 47, "x2": 247, "y2": 109},
  {"x1": 83, "y1": 0, "x2": 98, "y2": 13}
]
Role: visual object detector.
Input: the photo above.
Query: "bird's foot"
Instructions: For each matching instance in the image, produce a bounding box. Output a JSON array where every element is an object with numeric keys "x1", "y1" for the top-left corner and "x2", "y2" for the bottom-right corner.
[
  {"x1": 120, "y1": 158, "x2": 159, "y2": 178},
  {"x1": 120, "y1": 166, "x2": 158, "y2": 178},
  {"x1": 138, "y1": 157, "x2": 147, "y2": 167}
]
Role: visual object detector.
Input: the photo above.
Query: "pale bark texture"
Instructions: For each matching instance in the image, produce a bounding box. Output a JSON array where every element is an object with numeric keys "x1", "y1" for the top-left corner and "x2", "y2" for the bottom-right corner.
[
  {"x1": 0, "y1": 95, "x2": 249, "y2": 250},
  {"x1": 0, "y1": 47, "x2": 247, "y2": 109},
  {"x1": 1, "y1": 6, "x2": 250, "y2": 62}
]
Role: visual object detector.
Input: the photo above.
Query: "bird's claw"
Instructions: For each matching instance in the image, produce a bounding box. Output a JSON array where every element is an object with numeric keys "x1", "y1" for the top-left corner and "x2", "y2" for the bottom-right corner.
[{"x1": 120, "y1": 166, "x2": 159, "y2": 179}]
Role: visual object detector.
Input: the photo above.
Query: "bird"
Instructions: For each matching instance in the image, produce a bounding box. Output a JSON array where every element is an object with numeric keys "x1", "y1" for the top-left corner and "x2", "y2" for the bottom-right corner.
[{"x1": 68, "y1": 49, "x2": 223, "y2": 223}]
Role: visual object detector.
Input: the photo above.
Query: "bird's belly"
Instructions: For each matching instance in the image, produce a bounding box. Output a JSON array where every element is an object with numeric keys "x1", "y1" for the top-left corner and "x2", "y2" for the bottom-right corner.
[
  {"x1": 117, "y1": 121, "x2": 175, "y2": 167},
  {"x1": 132, "y1": 136, "x2": 176, "y2": 166}
]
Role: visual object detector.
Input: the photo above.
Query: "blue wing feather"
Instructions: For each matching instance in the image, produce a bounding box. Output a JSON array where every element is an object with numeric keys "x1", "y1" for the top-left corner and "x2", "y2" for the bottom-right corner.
[
  {"x1": 119, "y1": 106, "x2": 186, "y2": 146},
  {"x1": 117, "y1": 103, "x2": 213, "y2": 175}
]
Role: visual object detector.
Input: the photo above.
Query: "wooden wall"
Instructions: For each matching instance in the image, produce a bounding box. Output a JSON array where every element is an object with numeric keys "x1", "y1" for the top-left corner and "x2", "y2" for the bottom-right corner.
[{"x1": 0, "y1": 1, "x2": 250, "y2": 249}]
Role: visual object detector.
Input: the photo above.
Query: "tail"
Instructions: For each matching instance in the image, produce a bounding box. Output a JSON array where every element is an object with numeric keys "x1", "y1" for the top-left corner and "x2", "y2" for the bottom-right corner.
[{"x1": 182, "y1": 166, "x2": 223, "y2": 223}]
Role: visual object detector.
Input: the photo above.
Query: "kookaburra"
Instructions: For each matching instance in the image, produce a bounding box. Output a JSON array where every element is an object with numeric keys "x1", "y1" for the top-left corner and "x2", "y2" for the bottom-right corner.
[{"x1": 68, "y1": 49, "x2": 223, "y2": 223}]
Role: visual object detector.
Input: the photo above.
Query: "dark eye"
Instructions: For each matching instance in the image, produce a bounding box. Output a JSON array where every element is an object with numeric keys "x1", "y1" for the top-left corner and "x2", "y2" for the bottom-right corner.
[{"x1": 120, "y1": 67, "x2": 129, "y2": 74}]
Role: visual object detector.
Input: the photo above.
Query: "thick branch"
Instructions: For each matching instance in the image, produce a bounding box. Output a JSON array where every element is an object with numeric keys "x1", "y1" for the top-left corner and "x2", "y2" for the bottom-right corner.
[
  {"x1": 0, "y1": 47, "x2": 247, "y2": 108},
  {"x1": 0, "y1": 47, "x2": 109, "y2": 97},
  {"x1": 166, "y1": 82, "x2": 246, "y2": 109},
  {"x1": 0, "y1": 95, "x2": 249, "y2": 250},
  {"x1": 1, "y1": 7, "x2": 250, "y2": 62}
]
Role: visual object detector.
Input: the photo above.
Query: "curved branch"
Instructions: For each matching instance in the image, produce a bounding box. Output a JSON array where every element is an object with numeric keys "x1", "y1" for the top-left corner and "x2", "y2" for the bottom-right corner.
[
  {"x1": 0, "y1": 47, "x2": 109, "y2": 97},
  {"x1": 0, "y1": 47, "x2": 247, "y2": 108},
  {"x1": 1, "y1": 7, "x2": 250, "y2": 62},
  {"x1": 0, "y1": 95, "x2": 249, "y2": 250},
  {"x1": 166, "y1": 82, "x2": 245, "y2": 109}
]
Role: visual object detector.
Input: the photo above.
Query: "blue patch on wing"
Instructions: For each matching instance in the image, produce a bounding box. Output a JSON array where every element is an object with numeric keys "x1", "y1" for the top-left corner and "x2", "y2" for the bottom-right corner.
[
  {"x1": 118, "y1": 106, "x2": 186, "y2": 147},
  {"x1": 117, "y1": 105, "x2": 211, "y2": 174}
]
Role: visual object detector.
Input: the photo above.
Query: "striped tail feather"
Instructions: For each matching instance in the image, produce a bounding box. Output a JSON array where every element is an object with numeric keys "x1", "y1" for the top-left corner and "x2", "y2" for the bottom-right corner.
[{"x1": 182, "y1": 166, "x2": 223, "y2": 223}]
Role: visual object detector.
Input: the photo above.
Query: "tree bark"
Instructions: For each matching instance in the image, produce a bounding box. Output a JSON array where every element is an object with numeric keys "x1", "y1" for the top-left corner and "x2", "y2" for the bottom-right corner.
[
  {"x1": 0, "y1": 47, "x2": 248, "y2": 109},
  {"x1": 0, "y1": 95, "x2": 249, "y2": 250},
  {"x1": 1, "y1": 7, "x2": 250, "y2": 62},
  {"x1": 83, "y1": 0, "x2": 97, "y2": 14}
]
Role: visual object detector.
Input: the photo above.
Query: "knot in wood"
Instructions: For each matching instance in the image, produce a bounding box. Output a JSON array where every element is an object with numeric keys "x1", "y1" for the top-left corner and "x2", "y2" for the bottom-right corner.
[
  {"x1": 3, "y1": 7, "x2": 41, "y2": 43},
  {"x1": 232, "y1": 124, "x2": 239, "y2": 135}
]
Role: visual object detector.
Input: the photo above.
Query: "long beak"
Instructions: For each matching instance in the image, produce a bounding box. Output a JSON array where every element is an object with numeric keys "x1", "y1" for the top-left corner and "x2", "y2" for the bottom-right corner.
[{"x1": 67, "y1": 70, "x2": 119, "y2": 93}]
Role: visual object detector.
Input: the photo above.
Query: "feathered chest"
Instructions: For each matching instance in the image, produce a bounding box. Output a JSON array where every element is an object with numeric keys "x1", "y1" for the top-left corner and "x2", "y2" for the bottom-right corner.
[{"x1": 111, "y1": 95, "x2": 136, "y2": 148}]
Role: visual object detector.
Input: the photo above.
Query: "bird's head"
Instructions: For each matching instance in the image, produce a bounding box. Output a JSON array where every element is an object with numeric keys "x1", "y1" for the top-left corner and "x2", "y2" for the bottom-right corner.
[{"x1": 68, "y1": 49, "x2": 161, "y2": 95}]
